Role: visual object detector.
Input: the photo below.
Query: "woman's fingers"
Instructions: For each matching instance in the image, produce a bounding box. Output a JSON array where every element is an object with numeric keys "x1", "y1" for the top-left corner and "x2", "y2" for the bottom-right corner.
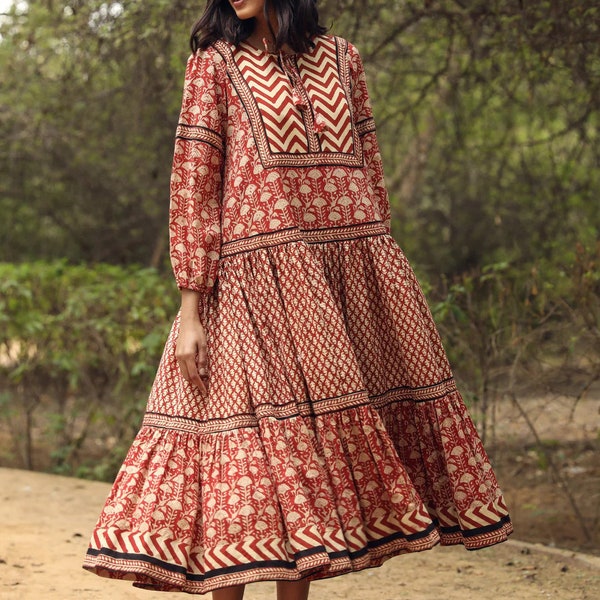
[
  {"x1": 176, "y1": 313, "x2": 209, "y2": 395},
  {"x1": 176, "y1": 345, "x2": 208, "y2": 395},
  {"x1": 177, "y1": 355, "x2": 191, "y2": 382},
  {"x1": 196, "y1": 345, "x2": 209, "y2": 395},
  {"x1": 178, "y1": 353, "x2": 208, "y2": 395}
]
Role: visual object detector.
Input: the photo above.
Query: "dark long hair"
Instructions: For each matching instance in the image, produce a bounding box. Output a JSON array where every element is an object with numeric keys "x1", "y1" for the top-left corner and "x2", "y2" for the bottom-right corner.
[{"x1": 190, "y1": 0, "x2": 327, "y2": 53}]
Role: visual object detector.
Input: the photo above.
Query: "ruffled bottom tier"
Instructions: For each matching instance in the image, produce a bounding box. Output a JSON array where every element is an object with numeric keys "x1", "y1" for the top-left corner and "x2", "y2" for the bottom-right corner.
[{"x1": 84, "y1": 224, "x2": 512, "y2": 593}]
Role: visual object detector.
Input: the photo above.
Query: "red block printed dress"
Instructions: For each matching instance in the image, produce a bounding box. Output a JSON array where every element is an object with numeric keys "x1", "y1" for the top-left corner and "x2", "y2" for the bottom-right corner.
[{"x1": 83, "y1": 35, "x2": 513, "y2": 593}]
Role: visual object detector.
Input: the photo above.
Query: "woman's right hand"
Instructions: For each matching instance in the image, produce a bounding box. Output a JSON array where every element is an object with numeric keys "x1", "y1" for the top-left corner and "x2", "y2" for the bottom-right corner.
[{"x1": 176, "y1": 289, "x2": 209, "y2": 395}]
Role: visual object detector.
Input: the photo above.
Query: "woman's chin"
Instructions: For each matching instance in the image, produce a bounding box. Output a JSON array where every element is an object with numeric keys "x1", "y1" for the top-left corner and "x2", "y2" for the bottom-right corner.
[{"x1": 230, "y1": 0, "x2": 259, "y2": 20}]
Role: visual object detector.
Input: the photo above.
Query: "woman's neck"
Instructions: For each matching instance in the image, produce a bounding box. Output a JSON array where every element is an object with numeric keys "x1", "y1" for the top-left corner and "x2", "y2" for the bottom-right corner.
[{"x1": 246, "y1": 10, "x2": 280, "y2": 52}]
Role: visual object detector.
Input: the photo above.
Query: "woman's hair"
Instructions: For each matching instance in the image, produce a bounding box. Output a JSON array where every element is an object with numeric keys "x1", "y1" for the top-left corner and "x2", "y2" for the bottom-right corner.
[{"x1": 190, "y1": 0, "x2": 327, "y2": 53}]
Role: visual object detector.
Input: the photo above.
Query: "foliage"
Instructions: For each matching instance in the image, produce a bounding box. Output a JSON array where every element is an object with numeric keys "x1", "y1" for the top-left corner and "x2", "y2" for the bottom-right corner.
[
  {"x1": 323, "y1": 0, "x2": 600, "y2": 279},
  {"x1": 0, "y1": 0, "x2": 198, "y2": 265},
  {"x1": 428, "y1": 244, "x2": 600, "y2": 442},
  {"x1": 0, "y1": 261, "x2": 178, "y2": 479}
]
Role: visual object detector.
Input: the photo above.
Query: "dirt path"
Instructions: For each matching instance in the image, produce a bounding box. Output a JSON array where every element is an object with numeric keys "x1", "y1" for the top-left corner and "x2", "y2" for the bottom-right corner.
[{"x1": 0, "y1": 467, "x2": 598, "y2": 599}]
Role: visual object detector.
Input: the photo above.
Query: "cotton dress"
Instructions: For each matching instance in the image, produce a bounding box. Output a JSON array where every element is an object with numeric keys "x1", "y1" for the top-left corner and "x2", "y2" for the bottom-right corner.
[{"x1": 83, "y1": 35, "x2": 513, "y2": 593}]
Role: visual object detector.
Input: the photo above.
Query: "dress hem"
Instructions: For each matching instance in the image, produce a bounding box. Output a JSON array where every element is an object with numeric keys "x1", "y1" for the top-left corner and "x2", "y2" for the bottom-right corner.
[{"x1": 83, "y1": 519, "x2": 512, "y2": 594}]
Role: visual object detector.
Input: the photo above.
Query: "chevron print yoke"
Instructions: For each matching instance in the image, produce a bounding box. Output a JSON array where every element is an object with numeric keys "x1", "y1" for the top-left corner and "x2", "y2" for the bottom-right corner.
[{"x1": 83, "y1": 35, "x2": 512, "y2": 593}]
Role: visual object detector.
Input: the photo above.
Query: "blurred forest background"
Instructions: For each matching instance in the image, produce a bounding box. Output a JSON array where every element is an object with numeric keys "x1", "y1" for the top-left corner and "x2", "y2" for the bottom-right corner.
[{"x1": 0, "y1": 1, "x2": 598, "y2": 553}]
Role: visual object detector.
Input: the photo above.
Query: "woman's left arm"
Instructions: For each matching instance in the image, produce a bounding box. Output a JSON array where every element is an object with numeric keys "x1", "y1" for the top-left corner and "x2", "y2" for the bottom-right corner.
[
  {"x1": 169, "y1": 48, "x2": 227, "y2": 390},
  {"x1": 169, "y1": 49, "x2": 227, "y2": 309}
]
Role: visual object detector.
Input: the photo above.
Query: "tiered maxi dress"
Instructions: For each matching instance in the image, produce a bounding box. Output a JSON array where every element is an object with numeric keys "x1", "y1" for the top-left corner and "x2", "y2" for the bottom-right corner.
[{"x1": 83, "y1": 35, "x2": 513, "y2": 593}]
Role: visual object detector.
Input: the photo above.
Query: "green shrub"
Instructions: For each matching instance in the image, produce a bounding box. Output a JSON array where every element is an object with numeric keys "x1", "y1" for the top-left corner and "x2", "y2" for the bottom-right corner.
[{"x1": 0, "y1": 261, "x2": 178, "y2": 480}]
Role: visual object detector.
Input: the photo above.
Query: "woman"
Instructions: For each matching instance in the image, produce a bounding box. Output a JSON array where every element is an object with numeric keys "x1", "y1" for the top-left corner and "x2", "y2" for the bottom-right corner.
[{"x1": 83, "y1": 1, "x2": 512, "y2": 598}]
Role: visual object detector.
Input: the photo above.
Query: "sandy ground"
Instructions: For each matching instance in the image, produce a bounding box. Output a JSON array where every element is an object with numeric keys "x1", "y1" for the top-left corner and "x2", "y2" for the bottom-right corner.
[{"x1": 1, "y1": 469, "x2": 599, "y2": 599}]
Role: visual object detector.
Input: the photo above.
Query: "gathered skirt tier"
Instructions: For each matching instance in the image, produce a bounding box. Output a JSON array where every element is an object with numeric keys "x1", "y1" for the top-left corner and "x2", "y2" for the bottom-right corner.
[{"x1": 83, "y1": 223, "x2": 512, "y2": 594}]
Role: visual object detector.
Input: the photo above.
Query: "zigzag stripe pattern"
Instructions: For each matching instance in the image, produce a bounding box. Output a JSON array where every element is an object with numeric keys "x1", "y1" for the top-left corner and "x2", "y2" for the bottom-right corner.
[
  {"x1": 202, "y1": 537, "x2": 288, "y2": 572},
  {"x1": 459, "y1": 496, "x2": 510, "y2": 530},
  {"x1": 298, "y1": 39, "x2": 355, "y2": 153},
  {"x1": 92, "y1": 529, "x2": 189, "y2": 567},
  {"x1": 236, "y1": 51, "x2": 309, "y2": 154},
  {"x1": 430, "y1": 496, "x2": 510, "y2": 533},
  {"x1": 214, "y1": 37, "x2": 364, "y2": 168},
  {"x1": 321, "y1": 527, "x2": 349, "y2": 553},
  {"x1": 427, "y1": 505, "x2": 459, "y2": 528},
  {"x1": 398, "y1": 505, "x2": 435, "y2": 534}
]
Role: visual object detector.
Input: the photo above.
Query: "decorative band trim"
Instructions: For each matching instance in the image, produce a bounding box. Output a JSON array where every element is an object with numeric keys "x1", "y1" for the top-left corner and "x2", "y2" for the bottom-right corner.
[
  {"x1": 142, "y1": 380, "x2": 460, "y2": 435},
  {"x1": 143, "y1": 390, "x2": 370, "y2": 435},
  {"x1": 356, "y1": 117, "x2": 376, "y2": 137},
  {"x1": 83, "y1": 514, "x2": 511, "y2": 591},
  {"x1": 371, "y1": 378, "x2": 459, "y2": 409},
  {"x1": 176, "y1": 124, "x2": 224, "y2": 154},
  {"x1": 142, "y1": 412, "x2": 231, "y2": 434},
  {"x1": 220, "y1": 221, "x2": 388, "y2": 258}
]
